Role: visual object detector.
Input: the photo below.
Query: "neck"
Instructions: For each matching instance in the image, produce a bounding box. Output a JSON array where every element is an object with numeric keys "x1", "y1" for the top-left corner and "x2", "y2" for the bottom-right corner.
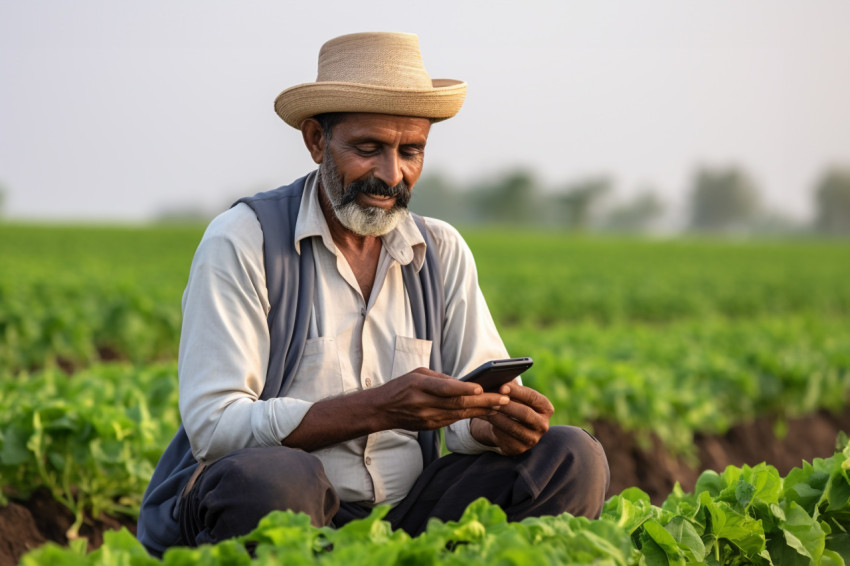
[{"x1": 318, "y1": 184, "x2": 383, "y2": 300}]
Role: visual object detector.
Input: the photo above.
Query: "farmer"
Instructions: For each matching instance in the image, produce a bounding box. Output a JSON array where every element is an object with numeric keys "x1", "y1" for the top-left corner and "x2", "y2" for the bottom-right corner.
[{"x1": 138, "y1": 32, "x2": 609, "y2": 556}]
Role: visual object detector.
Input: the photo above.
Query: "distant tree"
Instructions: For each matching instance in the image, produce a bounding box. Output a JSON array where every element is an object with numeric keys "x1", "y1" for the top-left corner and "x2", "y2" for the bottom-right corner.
[
  {"x1": 549, "y1": 177, "x2": 612, "y2": 230},
  {"x1": 748, "y1": 211, "x2": 800, "y2": 236},
  {"x1": 467, "y1": 169, "x2": 540, "y2": 225},
  {"x1": 813, "y1": 167, "x2": 850, "y2": 235},
  {"x1": 602, "y1": 190, "x2": 665, "y2": 233},
  {"x1": 409, "y1": 172, "x2": 463, "y2": 222},
  {"x1": 688, "y1": 166, "x2": 760, "y2": 233},
  {"x1": 153, "y1": 206, "x2": 212, "y2": 224}
]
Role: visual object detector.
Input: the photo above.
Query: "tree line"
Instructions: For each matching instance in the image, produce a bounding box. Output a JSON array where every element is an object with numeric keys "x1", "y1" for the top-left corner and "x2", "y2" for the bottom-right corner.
[
  {"x1": 409, "y1": 166, "x2": 850, "y2": 236},
  {"x1": 2, "y1": 167, "x2": 849, "y2": 235}
]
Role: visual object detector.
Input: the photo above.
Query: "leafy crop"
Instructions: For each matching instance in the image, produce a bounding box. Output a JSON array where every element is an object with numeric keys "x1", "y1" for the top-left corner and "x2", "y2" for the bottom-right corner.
[
  {"x1": 3, "y1": 311, "x2": 846, "y2": 535},
  {"x1": 0, "y1": 363, "x2": 179, "y2": 538},
  {"x1": 2, "y1": 225, "x2": 850, "y2": 532},
  {"x1": 0, "y1": 280, "x2": 182, "y2": 370},
  {"x1": 503, "y1": 315, "x2": 850, "y2": 456},
  {"x1": 466, "y1": 232, "x2": 850, "y2": 325},
  {"x1": 20, "y1": 436, "x2": 850, "y2": 565},
  {"x1": 3, "y1": 224, "x2": 849, "y2": 559},
  {"x1": 3, "y1": 225, "x2": 850, "y2": 373},
  {"x1": 0, "y1": 223, "x2": 197, "y2": 371}
]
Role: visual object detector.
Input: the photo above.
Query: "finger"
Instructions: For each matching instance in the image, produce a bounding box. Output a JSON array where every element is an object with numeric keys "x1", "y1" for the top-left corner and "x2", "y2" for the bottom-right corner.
[
  {"x1": 496, "y1": 401, "x2": 549, "y2": 432},
  {"x1": 398, "y1": 369, "x2": 481, "y2": 397},
  {"x1": 452, "y1": 406, "x2": 504, "y2": 422},
  {"x1": 494, "y1": 405, "x2": 550, "y2": 443},
  {"x1": 416, "y1": 406, "x2": 502, "y2": 430},
  {"x1": 431, "y1": 377, "x2": 486, "y2": 396},
  {"x1": 486, "y1": 411, "x2": 543, "y2": 448},
  {"x1": 474, "y1": 413, "x2": 539, "y2": 456},
  {"x1": 440, "y1": 391, "x2": 510, "y2": 411},
  {"x1": 407, "y1": 376, "x2": 509, "y2": 411},
  {"x1": 420, "y1": 373, "x2": 505, "y2": 400},
  {"x1": 501, "y1": 384, "x2": 555, "y2": 415},
  {"x1": 409, "y1": 367, "x2": 452, "y2": 380}
]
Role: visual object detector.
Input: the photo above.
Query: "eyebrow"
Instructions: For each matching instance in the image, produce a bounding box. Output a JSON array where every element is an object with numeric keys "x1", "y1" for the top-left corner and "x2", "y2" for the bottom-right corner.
[{"x1": 348, "y1": 137, "x2": 427, "y2": 150}]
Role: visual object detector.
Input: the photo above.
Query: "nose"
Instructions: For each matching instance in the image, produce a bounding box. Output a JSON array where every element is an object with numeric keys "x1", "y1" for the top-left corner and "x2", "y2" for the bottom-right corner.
[{"x1": 373, "y1": 151, "x2": 404, "y2": 188}]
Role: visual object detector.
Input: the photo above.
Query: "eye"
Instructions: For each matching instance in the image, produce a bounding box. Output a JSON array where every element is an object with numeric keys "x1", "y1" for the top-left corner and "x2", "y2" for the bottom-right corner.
[
  {"x1": 400, "y1": 146, "x2": 425, "y2": 160},
  {"x1": 354, "y1": 144, "x2": 380, "y2": 156}
]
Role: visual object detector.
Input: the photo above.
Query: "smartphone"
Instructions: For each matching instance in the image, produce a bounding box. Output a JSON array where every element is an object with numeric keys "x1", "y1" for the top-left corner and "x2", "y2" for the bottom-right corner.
[{"x1": 458, "y1": 357, "x2": 533, "y2": 392}]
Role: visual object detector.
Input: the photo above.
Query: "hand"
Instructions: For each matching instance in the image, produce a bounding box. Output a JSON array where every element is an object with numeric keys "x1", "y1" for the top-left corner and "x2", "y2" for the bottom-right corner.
[
  {"x1": 284, "y1": 368, "x2": 509, "y2": 452},
  {"x1": 373, "y1": 367, "x2": 510, "y2": 431},
  {"x1": 470, "y1": 382, "x2": 554, "y2": 456}
]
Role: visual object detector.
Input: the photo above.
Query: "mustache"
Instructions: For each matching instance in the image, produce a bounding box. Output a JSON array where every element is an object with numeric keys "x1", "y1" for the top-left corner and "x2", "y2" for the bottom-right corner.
[{"x1": 337, "y1": 176, "x2": 411, "y2": 209}]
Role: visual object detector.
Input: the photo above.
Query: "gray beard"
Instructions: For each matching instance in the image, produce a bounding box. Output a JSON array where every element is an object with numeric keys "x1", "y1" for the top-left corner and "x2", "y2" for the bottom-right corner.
[{"x1": 318, "y1": 150, "x2": 410, "y2": 237}]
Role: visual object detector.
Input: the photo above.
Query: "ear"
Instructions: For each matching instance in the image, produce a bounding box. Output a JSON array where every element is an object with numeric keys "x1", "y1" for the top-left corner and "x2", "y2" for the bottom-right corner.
[{"x1": 301, "y1": 118, "x2": 326, "y2": 164}]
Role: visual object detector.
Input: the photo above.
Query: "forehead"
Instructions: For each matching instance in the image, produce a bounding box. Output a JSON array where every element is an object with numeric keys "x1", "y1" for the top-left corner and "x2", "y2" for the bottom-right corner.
[{"x1": 332, "y1": 113, "x2": 431, "y2": 144}]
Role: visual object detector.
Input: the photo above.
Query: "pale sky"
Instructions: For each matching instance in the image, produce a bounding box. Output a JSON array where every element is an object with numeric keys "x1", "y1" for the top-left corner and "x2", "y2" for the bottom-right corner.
[{"x1": 2, "y1": 1, "x2": 849, "y2": 224}]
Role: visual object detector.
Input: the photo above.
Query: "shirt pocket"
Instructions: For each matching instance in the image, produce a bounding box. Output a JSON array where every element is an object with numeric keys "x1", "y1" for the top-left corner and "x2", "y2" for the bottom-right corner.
[
  {"x1": 390, "y1": 335, "x2": 433, "y2": 380},
  {"x1": 287, "y1": 337, "x2": 343, "y2": 402}
]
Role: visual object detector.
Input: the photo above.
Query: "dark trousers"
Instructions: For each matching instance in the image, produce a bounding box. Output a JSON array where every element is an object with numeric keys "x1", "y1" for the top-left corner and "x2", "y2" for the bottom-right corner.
[{"x1": 178, "y1": 425, "x2": 610, "y2": 547}]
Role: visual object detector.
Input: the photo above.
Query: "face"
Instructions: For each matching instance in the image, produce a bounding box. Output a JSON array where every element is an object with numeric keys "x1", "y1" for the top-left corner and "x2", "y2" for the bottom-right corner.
[{"x1": 310, "y1": 113, "x2": 431, "y2": 236}]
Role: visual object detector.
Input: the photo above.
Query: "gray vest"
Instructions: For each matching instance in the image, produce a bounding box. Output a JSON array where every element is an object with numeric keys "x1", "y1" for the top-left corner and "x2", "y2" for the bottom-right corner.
[{"x1": 138, "y1": 175, "x2": 445, "y2": 555}]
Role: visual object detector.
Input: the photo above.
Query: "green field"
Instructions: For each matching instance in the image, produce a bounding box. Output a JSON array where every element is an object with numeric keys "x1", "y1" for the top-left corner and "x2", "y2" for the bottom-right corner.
[{"x1": 1, "y1": 223, "x2": 849, "y2": 564}]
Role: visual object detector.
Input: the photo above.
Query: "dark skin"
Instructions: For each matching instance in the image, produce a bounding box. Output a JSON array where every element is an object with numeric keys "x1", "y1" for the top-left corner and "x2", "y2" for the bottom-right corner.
[{"x1": 283, "y1": 112, "x2": 554, "y2": 456}]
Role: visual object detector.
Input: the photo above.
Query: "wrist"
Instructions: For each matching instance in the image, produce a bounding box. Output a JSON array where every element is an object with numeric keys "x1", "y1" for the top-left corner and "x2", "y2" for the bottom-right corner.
[
  {"x1": 285, "y1": 388, "x2": 384, "y2": 451},
  {"x1": 335, "y1": 386, "x2": 389, "y2": 435},
  {"x1": 358, "y1": 386, "x2": 392, "y2": 432}
]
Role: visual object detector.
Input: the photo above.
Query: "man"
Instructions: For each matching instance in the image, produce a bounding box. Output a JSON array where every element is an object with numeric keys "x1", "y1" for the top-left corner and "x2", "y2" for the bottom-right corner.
[{"x1": 138, "y1": 32, "x2": 609, "y2": 556}]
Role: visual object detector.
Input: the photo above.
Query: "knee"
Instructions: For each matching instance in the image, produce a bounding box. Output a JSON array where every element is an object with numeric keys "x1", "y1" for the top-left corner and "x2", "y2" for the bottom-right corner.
[
  {"x1": 505, "y1": 426, "x2": 610, "y2": 521},
  {"x1": 186, "y1": 446, "x2": 339, "y2": 545},
  {"x1": 541, "y1": 425, "x2": 606, "y2": 459},
  {"x1": 202, "y1": 446, "x2": 337, "y2": 516},
  {"x1": 541, "y1": 426, "x2": 610, "y2": 491}
]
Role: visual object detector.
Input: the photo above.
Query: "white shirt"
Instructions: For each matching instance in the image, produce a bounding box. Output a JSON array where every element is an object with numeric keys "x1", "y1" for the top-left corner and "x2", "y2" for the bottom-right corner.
[{"x1": 178, "y1": 171, "x2": 509, "y2": 506}]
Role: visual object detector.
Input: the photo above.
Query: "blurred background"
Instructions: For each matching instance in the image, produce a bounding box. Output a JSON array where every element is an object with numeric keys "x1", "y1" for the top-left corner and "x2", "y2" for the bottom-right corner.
[{"x1": 2, "y1": 0, "x2": 850, "y2": 235}]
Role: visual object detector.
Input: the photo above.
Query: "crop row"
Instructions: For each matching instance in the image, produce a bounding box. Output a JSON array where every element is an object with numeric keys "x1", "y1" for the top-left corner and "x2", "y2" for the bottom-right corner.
[
  {"x1": 2, "y1": 224, "x2": 849, "y2": 554},
  {"x1": 21, "y1": 437, "x2": 850, "y2": 565},
  {"x1": 504, "y1": 315, "x2": 850, "y2": 456},
  {"x1": 0, "y1": 363, "x2": 179, "y2": 537},
  {"x1": 0, "y1": 281, "x2": 181, "y2": 371},
  {"x1": 2, "y1": 226, "x2": 850, "y2": 376},
  {"x1": 3, "y1": 312, "x2": 848, "y2": 539},
  {"x1": 1, "y1": 223, "x2": 194, "y2": 372},
  {"x1": 467, "y1": 232, "x2": 850, "y2": 325}
]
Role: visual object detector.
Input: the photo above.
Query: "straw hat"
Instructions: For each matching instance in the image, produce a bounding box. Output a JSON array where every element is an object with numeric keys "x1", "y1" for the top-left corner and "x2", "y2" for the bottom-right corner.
[{"x1": 274, "y1": 32, "x2": 467, "y2": 129}]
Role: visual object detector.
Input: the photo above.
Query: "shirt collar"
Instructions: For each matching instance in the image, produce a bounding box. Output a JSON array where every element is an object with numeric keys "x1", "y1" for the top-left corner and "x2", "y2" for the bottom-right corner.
[{"x1": 294, "y1": 170, "x2": 427, "y2": 271}]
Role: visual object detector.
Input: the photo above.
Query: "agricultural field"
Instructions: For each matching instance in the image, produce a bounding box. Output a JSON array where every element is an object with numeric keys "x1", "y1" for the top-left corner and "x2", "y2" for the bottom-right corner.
[{"x1": 1, "y1": 222, "x2": 849, "y2": 564}]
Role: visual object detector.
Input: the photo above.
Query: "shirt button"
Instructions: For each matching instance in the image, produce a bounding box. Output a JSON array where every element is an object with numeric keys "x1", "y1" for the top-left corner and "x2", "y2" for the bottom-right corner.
[
  {"x1": 364, "y1": 456, "x2": 372, "y2": 466},
  {"x1": 364, "y1": 377, "x2": 372, "y2": 387},
  {"x1": 360, "y1": 308, "x2": 366, "y2": 317}
]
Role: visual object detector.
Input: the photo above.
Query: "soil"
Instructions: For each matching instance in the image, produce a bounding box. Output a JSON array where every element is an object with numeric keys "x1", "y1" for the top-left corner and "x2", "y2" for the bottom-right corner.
[
  {"x1": 595, "y1": 407, "x2": 850, "y2": 503},
  {"x1": 2, "y1": 408, "x2": 850, "y2": 566},
  {"x1": 0, "y1": 489, "x2": 136, "y2": 566}
]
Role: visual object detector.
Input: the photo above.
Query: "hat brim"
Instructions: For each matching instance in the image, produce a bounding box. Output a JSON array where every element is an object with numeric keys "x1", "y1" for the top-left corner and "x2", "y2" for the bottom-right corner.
[{"x1": 274, "y1": 79, "x2": 467, "y2": 129}]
